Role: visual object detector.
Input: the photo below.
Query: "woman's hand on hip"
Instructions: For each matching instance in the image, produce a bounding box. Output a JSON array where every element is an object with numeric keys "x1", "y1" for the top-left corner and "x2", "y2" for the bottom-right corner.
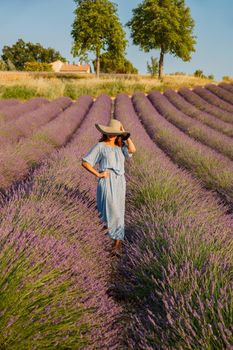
[{"x1": 98, "y1": 170, "x2": 110, "y2": 178}]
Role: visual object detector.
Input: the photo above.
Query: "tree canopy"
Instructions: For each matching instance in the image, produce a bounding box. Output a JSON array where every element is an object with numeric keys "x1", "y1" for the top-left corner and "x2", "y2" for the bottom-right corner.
[
  {"x1": 127, "y1": 0, "x2": 196, "y2": 79},
  {"x1": 93, "y1": 52, "x2": 138, "y2": 74},
  {"x1": 71, "y1": 0, "x2": 127, "y2": 77},
  {"x1": 1, "y1": 39, "x2": 65, "y2": 71}
]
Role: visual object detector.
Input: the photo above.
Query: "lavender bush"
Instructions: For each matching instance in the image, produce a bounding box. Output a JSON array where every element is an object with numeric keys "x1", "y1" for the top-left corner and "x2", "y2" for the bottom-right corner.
[
  {"x1": 148, "y1": 90, "x2": 233, "y2": 160},
  {"x1": 179, "y1": 87, "x2": 233, "y2": 124},
  {"x1": 132, "y1": 92, "x2": 233, "y2": 206},
  {"x1": 0, "y1": 97, "x2": 49, "y2": 125},
  {"x1": 193, "y1": 86, "x2": 233, "y2": 114},
  {"x1": 164, "y1": 88, "x2": 233, "y2": 137},
  {"x1": 113, "y1": 93, "x2": 233, "y2": 349},
  {"x1": 0, "y1": 97, "x2": 72, "y2": 147},
  {"x1": 0, "y1": 225, "x2": 93, "y2": 349},
  {"x1": 205, "y1": 83, "x2": 233, "y2": 105}
]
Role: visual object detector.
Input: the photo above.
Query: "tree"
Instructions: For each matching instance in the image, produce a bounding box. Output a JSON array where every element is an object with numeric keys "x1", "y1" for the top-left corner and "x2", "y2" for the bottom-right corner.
[
  {"x1": 71, "y1": 0, "x2": 127, "y2": 78},
  {"x1": 1, "y1": 39, "x2": 65, "y2": 71},
  {"x1": 147, "y1": 56, "x2": 159, "y2": 77},
  {"x1": 92, "y1": 52, "x2": 138, "y2": 74},
  {"x1": 123, "y1": 58, "x2": 138, "y2": 74},
  {"x1": 127, "y1": 0, "x2": 196, "y2": 79}
]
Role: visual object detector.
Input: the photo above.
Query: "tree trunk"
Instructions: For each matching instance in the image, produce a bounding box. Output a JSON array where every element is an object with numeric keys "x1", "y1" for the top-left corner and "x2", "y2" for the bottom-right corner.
[
  {"x1": 96, "y1": 48, "x2": 100, "y2": 78},
  {"x1": 159, "y1": 46, "x2": 164, "y2": 80}
]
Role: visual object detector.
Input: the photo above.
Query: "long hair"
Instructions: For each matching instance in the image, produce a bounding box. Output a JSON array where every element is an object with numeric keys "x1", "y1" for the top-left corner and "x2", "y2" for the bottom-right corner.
[{"x1": 98, "y1": 134, "x2": 126, "y2": 147}]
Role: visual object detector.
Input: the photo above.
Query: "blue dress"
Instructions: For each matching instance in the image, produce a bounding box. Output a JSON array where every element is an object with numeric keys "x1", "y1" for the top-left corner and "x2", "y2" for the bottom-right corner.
[{"x1": 82, "y1": 141, "x2": 133, "y2": 240}]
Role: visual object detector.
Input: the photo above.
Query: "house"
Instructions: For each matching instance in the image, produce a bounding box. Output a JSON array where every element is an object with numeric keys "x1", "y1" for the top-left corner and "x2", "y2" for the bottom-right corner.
[{"x1": 51, "y1": 60, "x2": 90, "y2": 73}]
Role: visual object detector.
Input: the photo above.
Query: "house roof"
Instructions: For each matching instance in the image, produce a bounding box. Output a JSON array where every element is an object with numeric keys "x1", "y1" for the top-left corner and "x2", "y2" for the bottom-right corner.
[{"x1": 60, "y1": 64, "x2": 90, "y2": 72}]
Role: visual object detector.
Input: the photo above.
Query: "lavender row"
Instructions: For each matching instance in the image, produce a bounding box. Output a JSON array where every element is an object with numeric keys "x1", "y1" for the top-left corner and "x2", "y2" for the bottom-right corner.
[
  {"x1": 179, "y1": 87, "x2": 233, "y2": 124},
  {"x1": 114, "y1": 93, "x2": 233, "y2": 349},
  {"x1": 0, "y1": 97, "x2": 72, "y2": 147},
  {"x1": 0, "y1": 96, "x2": 92, "y2": 190},
  {"x1": 148, "y1": 90, "x2": 233, "y2": 160},
  {"x1": 132, "y1": 92, "x2": 233, "y2": 206},
  {"x1": 0, "y1": 97, "x2": 49, "y2": 125},
  {"x1": 164, "y1": 88, "x2": 233, "y2": 137},
  {"x1": 0, "y1": 94, "x2": 122, "y2": 349},
  {"x1": 0, "y1": 98, "x2": 20, "y2": 109},
  {"x1": 32, "y1": 94, "x2": 121, "y2": 348},
  {"x1": 205, "y1": 83, "x2": 233, "y2": 105},
  {"x1": 193, "y1": 86, "x2": 233, "y2": 114},
  {"x1": 219, "y1": 81, "x2": 233, "y2": 94}
]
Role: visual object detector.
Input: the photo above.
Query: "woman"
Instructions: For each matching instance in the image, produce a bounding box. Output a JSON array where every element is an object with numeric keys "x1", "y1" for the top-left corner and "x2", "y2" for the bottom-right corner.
[{"x1": 81, "y1": 118, "x2": 136, "y2": 256}]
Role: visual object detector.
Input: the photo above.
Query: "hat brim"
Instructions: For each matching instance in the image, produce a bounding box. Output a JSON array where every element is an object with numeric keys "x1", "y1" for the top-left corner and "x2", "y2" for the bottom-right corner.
[
  {"x1": 95, "y1": 123, "x2": 130, "y2": 139},
  {"x1": 121, "y1": 132, "x2": 130, "y2": 140}
]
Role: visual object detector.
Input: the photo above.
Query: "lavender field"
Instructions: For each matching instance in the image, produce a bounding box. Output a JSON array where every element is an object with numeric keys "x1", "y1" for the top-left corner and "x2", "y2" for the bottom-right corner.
[{"x1": 0, "y1": 82, "x2": 232, "y2": 349}]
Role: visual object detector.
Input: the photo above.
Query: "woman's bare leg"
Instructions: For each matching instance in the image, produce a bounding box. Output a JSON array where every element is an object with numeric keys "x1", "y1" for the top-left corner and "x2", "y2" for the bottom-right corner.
[{"x1": 113, "y1": 239, "x2": 122, "y2": 250}]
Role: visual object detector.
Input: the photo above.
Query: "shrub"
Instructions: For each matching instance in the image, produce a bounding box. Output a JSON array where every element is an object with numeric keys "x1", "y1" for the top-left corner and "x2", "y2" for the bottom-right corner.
[
  {"x1": 194, "y1": 69, "x2": 205, "y2": 78},
  {"x1": 222, "y1": 75, "x2": 232, "y2": 82},
  {"x1": 1, "y1": 86, "x2": 38, "y2": 99},
  {"x1": 63, "y1": 84, "x2": 78, "y2": 100},
  {"x1": 171, "y1": 71, "x2": 187, "y2": 75},
  {"x1": 25, "y1": 62, "x2": 53, "y2": 72},
  {"x1": 0, "y1": 60, "x2": 8, "y2": 71}
]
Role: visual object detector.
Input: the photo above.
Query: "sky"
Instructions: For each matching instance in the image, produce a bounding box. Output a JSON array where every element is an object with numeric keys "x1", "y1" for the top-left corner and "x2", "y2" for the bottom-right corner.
[{"x1": 0, "y1": 0, "x2": 233, "y2": 80}]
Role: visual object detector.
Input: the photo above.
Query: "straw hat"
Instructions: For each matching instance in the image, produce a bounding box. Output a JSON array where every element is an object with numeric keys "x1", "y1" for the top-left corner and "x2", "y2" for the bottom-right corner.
[{"x1": 95, "y1": 119, "x2": 130, "y2": 140}]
